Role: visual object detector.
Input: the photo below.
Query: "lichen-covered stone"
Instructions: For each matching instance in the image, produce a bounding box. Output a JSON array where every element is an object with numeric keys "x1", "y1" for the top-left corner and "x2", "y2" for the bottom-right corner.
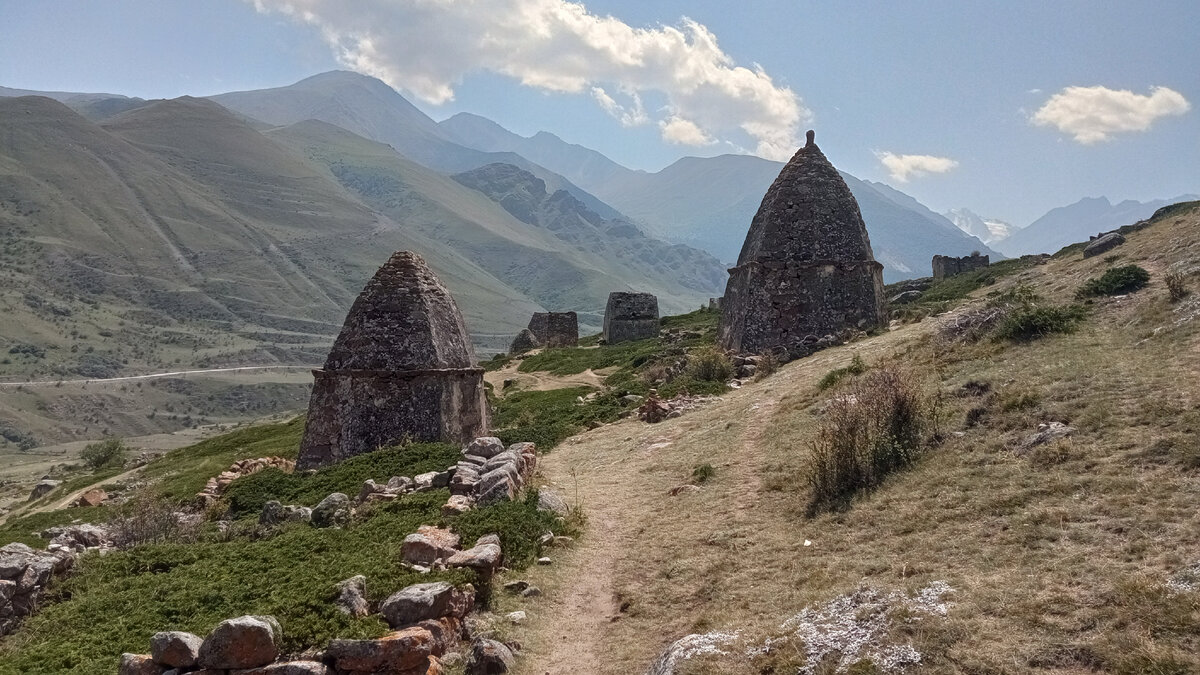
[
  {"x1": 527, "y1": 312, "x2": 578, "y2": 347},
  {"x1": 932, "y1": 253, "x2": 989, "y2": 281},
  {"x1": 380, "y1": 582, "x2": 474, "y2": 629},
  {"x1": 197, "y1": 615, "x2": 281, "y2": 669},
  {"x1": 310, "y1": 493, "x2": 351, "y2": 529},
  {"x1": 603, "y1": 292, "x2": 659, "y2": 344},
  {"x1": 719, "y1": 130, "x2": 885, "y2": 355},
  {"x1": 150, "y1": 630, "x2": 203, "y2": 668},
  {"x1": 298, "y1": 251, "x2": 487, "y2": 470},
  {"x1": 326, "y1": 627, "x2": 434, "y2": 673},
  {"x1": 118, "y1": 653, "x2": 164, "y2": 675}
]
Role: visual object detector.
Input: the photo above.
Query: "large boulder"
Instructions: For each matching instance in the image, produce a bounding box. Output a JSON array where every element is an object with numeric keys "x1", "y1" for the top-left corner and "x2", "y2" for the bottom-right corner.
[
  {"x1": 310, "y1": 493, "x2": 351, "y2": 528},
  {"x1": 74, "y1": 488, "x2": 108, "y2": 507},
  {"x1": 1083, "y1": 231, "x2": 1125, "y2": 258},
  {"x1": 150, "y1": 630, "x2": 203, "y2": 668},
  {"x1": 197, "y1": 615, "x2": 282, "y2": 670},
  {"x1": 326, "y1": 626, "x2": 434, "y2": 673},
  {"x1": 259, "y1": 500, "x2": 312, "y2": 526},
  {"x1": 380, "y1": 582, "x2": 473, "y2": 629},
  {"x1": 447, "y1": 544, "x2": 502, "y2": 579},
  {"x1": 536, "y1": 488, "x2": 569, "y2": 515},
  {"x1": 464, "y1": 437, "x2": 505, "y2": 460},
  {"x1": 28, "y1": 479, "x2": 60, "y2": 501},
  {"x1": 466, "y1": 638, "x2": 515, "y2": 674}
]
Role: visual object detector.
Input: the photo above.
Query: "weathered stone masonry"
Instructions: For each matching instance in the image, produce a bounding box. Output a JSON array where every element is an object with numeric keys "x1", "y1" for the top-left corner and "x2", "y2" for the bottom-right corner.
[
  {"x1": 719, "y1": 130, "x2": 885, "y2": 355},
  {"x1": 527, "y1": 311, "x2": 578, "y2": 348},
  {"x1": 603, "y1": 292, "x2": 660, "y2": 344},
  {"x1": 932, "y1": 253, "x2": 989, "y2": 281},
  {"x1": 298, "y1": 251, "x2": 488, "y2": 471}
]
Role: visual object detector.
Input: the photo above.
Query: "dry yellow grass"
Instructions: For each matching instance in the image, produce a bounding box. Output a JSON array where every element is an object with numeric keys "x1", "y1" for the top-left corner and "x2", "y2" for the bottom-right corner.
[{"x1": 497, "y1": 204, "x2": 1200, "y2": 674}]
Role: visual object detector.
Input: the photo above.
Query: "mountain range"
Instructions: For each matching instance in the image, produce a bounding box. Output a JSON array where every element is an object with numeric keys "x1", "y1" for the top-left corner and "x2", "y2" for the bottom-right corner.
[
  {"x1": 943, "y1": 208, "x2": 1018, "y2": 246},
  {"x1": 992, "y1": 195, "x2": 1200, "y2": 257}
]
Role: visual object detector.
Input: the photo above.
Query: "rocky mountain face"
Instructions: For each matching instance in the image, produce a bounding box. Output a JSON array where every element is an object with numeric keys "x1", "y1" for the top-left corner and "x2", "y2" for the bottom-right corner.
[
  {"x1": 452, "y1": 163, "x2": 727, "y2": 311},
  {"x1": 944, "y1": 208, "x2": 1017, "y2": 245},
  {"x1": 994, "y1": 195, "x2": 1200, "y2": 256},
  {"x1": 438, "y1": 116, "x2": 996, "y2": 281}
]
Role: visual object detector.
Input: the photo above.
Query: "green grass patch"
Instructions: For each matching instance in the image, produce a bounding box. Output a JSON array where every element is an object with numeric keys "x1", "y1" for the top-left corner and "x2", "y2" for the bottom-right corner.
[
  {"x1": 449, "y1": 490, "x2": 571, "y2": 568},
  {"x1": 222, "y1": 442, "x2": 461, "y2": 519},
  {"x1": 918, "y1": 257, "x2": 1040, "y2": 305},
  {"x1": 516, "y1": 339, "x2": 662, "y2": 376},
  {"x1": 0, "y1": 492, "x2": 465, "y2": 675},
  {"x1": 0, "y1": 507, "x2": 110, "y2": 548},
  {"x1": 691, "y1": 463, "x2": 715, "y2": 484},
  {"x1": 482, "y1": 353, "x2": 512, "y2": 372},
  {"x1": 1076, "y1": 265, "x2": 1151, "y2": 299},
  {"x1": 818, "y1": 354, "x2": 868, "y2": 390},
  {"x1": 491, "y1": 386, "x2": 630, "y2": 449},
  {"x1": 0, "y1": 485, "x2": 566, "y2": 674},
  {"x1": 993, "y1": 304, "x2": 1087, "y2": 342},
  {"x1": 140, "y1": 417, "x2": 305, "y2": 505}
]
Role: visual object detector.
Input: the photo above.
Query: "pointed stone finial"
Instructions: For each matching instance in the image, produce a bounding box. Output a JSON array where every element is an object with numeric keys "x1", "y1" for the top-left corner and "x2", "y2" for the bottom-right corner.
[{"x1": 805, "y1": 129, "x2": 815, "y2": 147}]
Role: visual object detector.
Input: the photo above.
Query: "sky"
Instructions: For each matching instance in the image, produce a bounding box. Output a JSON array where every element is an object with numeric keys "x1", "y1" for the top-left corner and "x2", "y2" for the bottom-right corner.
[{"x1": 1, "y1": 0, "x2": 1198, "y2": 226}]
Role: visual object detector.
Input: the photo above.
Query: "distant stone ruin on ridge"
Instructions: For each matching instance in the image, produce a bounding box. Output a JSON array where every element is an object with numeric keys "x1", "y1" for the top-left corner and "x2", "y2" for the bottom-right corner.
[
  {"x1": 603, "y1": 292, "x2": 659, "y2": 343},
  {"x1": 932, "y1": 253, "x2": 989, "y2": 281},
  {"x1": 719, "y1": 130, "x2": 886, "y2": 355},
  {"x1": 297, "y1": 251, "x2": 488, "y2": 470},
  {"x1": 527, "y1": 312, "x2": 578, "y2": 348}
]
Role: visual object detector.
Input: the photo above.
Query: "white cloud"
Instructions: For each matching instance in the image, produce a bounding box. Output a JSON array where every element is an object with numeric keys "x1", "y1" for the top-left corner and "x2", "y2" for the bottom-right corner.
[
  {"x1": 250, "y1": 0, "x2": 808, "y2": 160},
  {"x1": 1031, "y1": 85, "x2": 1190, "y2": 144},
  {"x1": 659, "y1": 115, "x2": 714, "y2": 146},
  {"x1": 874, "y1": 151, "x2": 959, "y2": 183}
]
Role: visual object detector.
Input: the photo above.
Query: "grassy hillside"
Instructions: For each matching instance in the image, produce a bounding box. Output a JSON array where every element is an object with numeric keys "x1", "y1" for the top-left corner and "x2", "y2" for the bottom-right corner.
[{"x1": 496, "y1": 202, "x2": 1200, "y2": 673}]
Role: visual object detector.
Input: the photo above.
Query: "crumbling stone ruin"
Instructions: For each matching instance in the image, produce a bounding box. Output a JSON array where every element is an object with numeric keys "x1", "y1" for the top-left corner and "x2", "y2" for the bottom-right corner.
[
  {"x1": 297, "y1": 251, "x2": 488, "y2": 471},
  {"x1": 603, "y1": 292, "x2": 660, "y2": 343},
  {"x1": 932, "y1": 253, "x2": 989, "y2": 281},
  {"x1": 508, "y1": 328, "x2": 540, "y2": 355},
  {"x1": 719, "y1": 130, "x2": 886, "y2": 355},
  {"x1": 527, "y1": 311, "x2": 579, "y2": 348}
]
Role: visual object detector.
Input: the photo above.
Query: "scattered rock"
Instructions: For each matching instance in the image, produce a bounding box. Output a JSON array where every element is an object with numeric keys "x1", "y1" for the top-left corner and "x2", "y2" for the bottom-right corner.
[
  {"x1": 536, "y1": 557, "x2": 552, "y2": 565},
  {"x1": 197, "y1": 615, "x2": 281, "y2": 670},
  {"x1": 380, "y1": 582, "x2": 474, "y2": 629},
  {"x1": 506, "y1": 611, "x2": 526, "y2": 625},
  {"x1": 502, "y1": 581, "x2": 529, "y2": 594},
  {"x1": 310, "y1": 493, "x2": 351, "y2": 529},
  {"x1": 28, "y1": 479, "x2": 60, "y2": 501},
  {"x1": 536, "y1": 488, "x2": 569, "y2": 515},
  {"x1": 669, "y1": 484, "x2": 702, "y2": 496},
  {"x1": 520, "y1": 586, "x2": 542, "y2": 598},
  {"x1": 118, "y1": 653, "x2": 164, "y2": 675},
  {"x1": 402, "y1": 526, "x2": 461, "y2": 565},
  {"x1": 150, "y1": 631, "x2": 203, "y2": 668},
  {"x1": 235, "y1": 661, "x2": 330, "y2": 674},
  {"x1": 464, "y1": 437, "x2": 506, "y2": 460},
  {"x1": 335, "y1": 575, "x2": 370, "y2": 618},
  {"x1": 466, "y1": 638, "x2": 516, "y2": 675},
  {"x1": 1083, "y1": 231, "x2": 1126, "y2": 258},
  {"x1": 442, "y1": 494, "x2": 474, "y2": 516},
  {"x1": 259, "y1": 500, "x2": 312, "y2": 526},
  {"x1": 74, "y1": 488, "x2": 108, "y2": 508},
  {"x1": 447, "y1": 544, "x2": 502, "y2": 579},
  {"x1": 1020, "y1": 422, "x2": 1075, "y2": 452},
  {"x1": 889, "y1": 290, "x2": 923, "y2": 305},
  {"x1": 0, "y1": 542, "x2": 73, "y2": 636}
]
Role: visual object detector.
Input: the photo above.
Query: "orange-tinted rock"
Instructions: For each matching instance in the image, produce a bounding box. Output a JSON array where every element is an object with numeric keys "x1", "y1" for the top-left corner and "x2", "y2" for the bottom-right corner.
[{"x1": 326, "y1": 626, "x2": 434, "y2": 673}]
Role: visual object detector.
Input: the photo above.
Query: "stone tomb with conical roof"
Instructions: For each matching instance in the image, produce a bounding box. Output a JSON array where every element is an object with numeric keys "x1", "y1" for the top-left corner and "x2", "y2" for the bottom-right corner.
[
  {"x1": 297, "y1": 251, "x2": 488, "y2": 470},
  {"x1": 719, "y1": 131, "x2": 885, "y2": 355}
]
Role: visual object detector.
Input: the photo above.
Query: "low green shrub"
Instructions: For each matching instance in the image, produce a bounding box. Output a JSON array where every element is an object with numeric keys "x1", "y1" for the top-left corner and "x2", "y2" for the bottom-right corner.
[
  {"x1": 449, "y1": 490, "x2": 571, "y2": 568},
  {"x1": 807, "y1": 367, "x2": 932, "y2": 512},
  {"x1": 1076, "y1": 265, "x2": 1151, "y2": 298},
  {"x1": 80, "y1": 438, "x2": 126, "y2": 471},
  {"x1": 686, "y1": 347, "x2": 733, "y2": 383},
  {"x1": 818, "y1": 354, "x2": 868, "y2": 390},
  {"x1": 691, "y1": 463, "x2": 716, "y2": 484},
  {"x1": 993, "y1": 304, "x2": 1086, "y2": 342},
  {"x1": 491, "y1": 386, "x2": 630, "y2": 450}
]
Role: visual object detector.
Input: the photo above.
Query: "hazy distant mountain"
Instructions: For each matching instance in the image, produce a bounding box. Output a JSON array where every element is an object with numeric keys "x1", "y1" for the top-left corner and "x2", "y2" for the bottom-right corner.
[
  {"x1": 442, "y1": 116, "x2": 997, "y2": 281},
  {"x1": 995, "y1": 195, "x2": 1200, "y2": 256},
  {"x1": 439, "y1": 112, "x2": 641, "y2": 192},
  {"x1": 210, "y1": 71, "x2": 622, "y2": 220},
  {"x1": 944, "y1": 208, "x2": 1017, "y2": 245},
  {"x1": 452, "y1": 163, "x2": 726, "y2": 306}
]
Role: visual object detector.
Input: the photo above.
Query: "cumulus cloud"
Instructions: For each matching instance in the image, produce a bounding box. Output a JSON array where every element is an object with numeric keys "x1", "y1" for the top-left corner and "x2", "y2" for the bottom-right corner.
[
  {"x1": 874, "y1": 151, "x2": 959, "y2": 183},
  {"x1": 1032, "y1": 85, "x2": 1190, "y2": 144},
  {"x1": 249, "y1": 0, "x2": 808, "y2": 159}
]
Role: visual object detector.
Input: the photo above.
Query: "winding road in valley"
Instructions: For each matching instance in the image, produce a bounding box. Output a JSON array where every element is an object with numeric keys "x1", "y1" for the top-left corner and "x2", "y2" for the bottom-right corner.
[{"x1": 0, "y1": 365, "x2": 319, "y2": 388}]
